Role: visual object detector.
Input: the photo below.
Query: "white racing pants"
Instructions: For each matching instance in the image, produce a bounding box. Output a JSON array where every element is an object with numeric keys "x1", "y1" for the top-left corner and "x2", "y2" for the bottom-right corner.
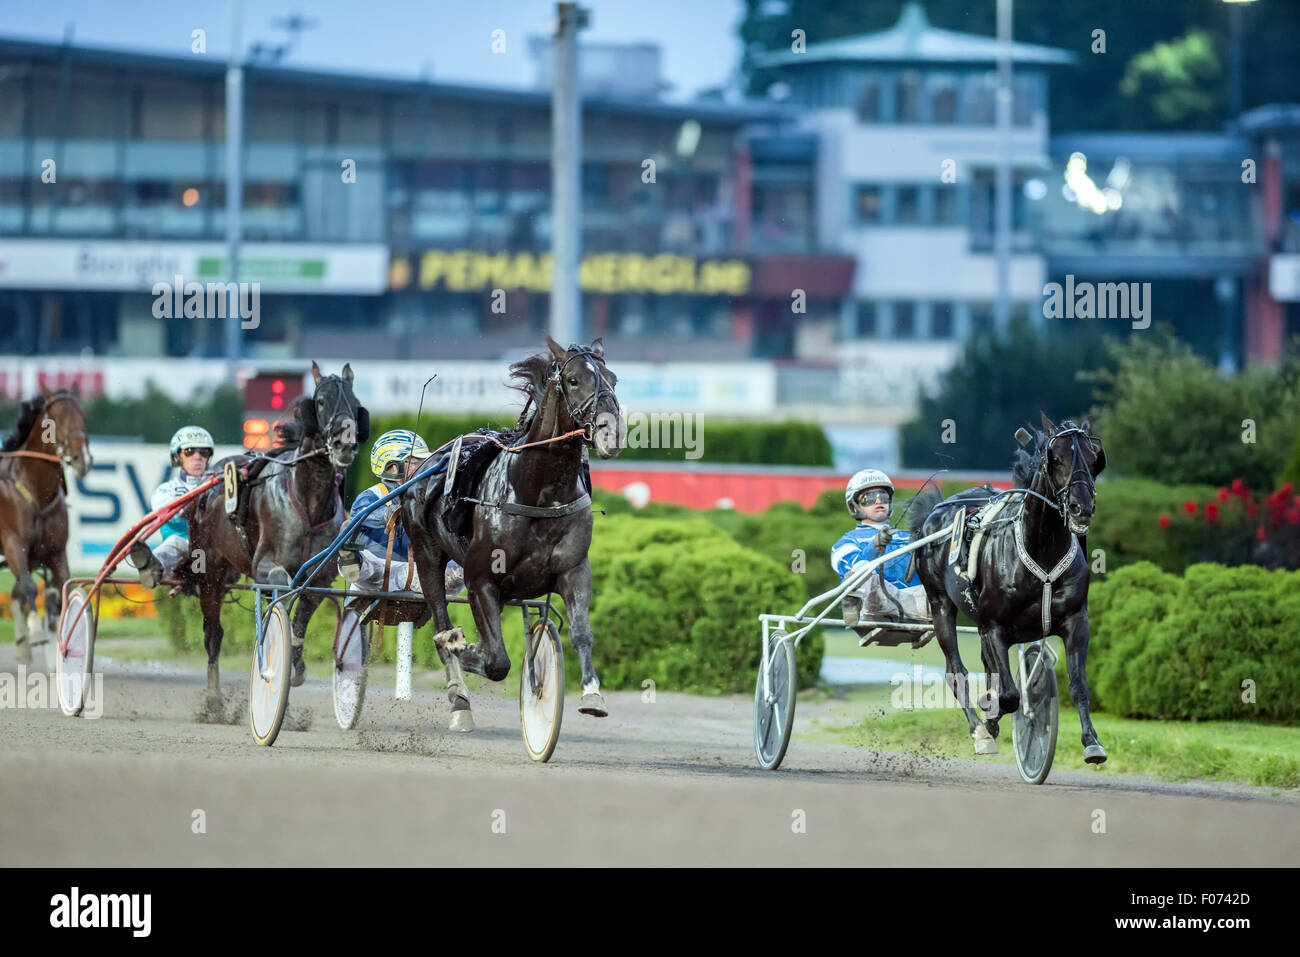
[
  {"x1": 154, "y1": 535, "x2": 192, "y2": 578},
  {"x1": 853, "y1": 572, "x2": 931, "y2": 621}
]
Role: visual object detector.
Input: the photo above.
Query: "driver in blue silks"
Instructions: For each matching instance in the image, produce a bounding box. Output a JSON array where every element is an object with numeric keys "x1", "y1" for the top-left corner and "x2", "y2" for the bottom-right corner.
[{"x1": 832, "y1": 469, "x2": 929, "y2": 624}]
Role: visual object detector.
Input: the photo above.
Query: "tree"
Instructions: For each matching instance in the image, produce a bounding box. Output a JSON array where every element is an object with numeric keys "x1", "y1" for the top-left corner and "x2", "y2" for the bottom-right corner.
[
  {"x1": 1119, "y1": 30, "x2": 1222, "y2": 130},
  {"x1": 901, "y1": 316, "x2": 1114, "y2": 471}
]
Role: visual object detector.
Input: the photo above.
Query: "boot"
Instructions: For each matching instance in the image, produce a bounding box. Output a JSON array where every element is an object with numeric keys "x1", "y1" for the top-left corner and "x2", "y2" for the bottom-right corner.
[
  {"x1": 129, "y1": 541, "x2": 165, "y2": 589},
  {"x1": 290, "y1": 643, "x2": 306, "y2": 687}
]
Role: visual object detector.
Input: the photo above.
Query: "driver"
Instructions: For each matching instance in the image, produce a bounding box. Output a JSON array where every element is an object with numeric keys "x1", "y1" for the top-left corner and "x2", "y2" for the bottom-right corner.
[
  {"x1": 832, "y1": 469, "x2": 930, "y2": 624},
  {"x1": 129, "y1": 425, "x2": 215, "y2": 588},
  {"x1": 337, "y1": 429, "x2": 465, "y2": 600}
]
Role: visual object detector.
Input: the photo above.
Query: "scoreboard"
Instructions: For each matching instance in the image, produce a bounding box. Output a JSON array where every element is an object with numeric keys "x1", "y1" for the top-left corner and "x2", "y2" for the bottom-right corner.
[{"x1": 242, "y1": 371, "x2": 306, "y2": 450}]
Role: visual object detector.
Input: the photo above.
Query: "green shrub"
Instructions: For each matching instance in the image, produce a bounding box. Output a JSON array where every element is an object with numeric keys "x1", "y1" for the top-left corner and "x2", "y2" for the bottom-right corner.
[
  {"x1": 1086, "y1": 561, "x2": 1300, "y2": 723},
  {"x1": 1087, "y1": 477, "x2": 1220, "y2": 572}
]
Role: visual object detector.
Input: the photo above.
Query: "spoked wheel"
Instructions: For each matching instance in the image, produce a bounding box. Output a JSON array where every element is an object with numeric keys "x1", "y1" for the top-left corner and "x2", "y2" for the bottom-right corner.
[
  {"x1": 520, "y1": 619, "x2": 564, "y2": 763},
  {"x1": 249, "y1": 603, "x2": 293, "y2": 747},
  {"x1": 1012, "y1": 642, "x2": 1059, "y2": 785},
  {"x1": 754, "y1": 631, "x2": 797, "y2": 770},
  {"x1": 333, "y1": 605, "x2": 370, "y2": 730},
  {"x1": 56, "y1": 587, "x2": 96, "y2": 717}
]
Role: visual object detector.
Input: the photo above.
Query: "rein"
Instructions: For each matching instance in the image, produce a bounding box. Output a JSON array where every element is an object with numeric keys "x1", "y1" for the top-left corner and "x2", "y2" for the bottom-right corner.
[{"x1": 0, "y1": 450, "x2": 64, "y2": 464}]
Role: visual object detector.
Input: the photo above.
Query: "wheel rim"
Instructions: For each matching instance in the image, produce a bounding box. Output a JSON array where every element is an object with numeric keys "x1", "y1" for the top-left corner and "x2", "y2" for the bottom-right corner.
[
  {"x1": 521, "y1": 624, "x2": 561, "y2": 759},
  {"x1": 57, "y1": 589, "x2": 92, "y2": 716},
  {"x1": 754, "y1": 635, "x2": 793, "y2": 766},
  {"x1": 250, "y1": 607, "x2": 289, "y2": 743},
  {"x1": 1014, "y1": 647, "x2": 1055, "y2": 779}
]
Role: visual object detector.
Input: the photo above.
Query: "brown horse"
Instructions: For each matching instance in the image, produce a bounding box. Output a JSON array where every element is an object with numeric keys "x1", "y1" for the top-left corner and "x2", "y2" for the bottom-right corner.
[{"x1": 0, "y1": 387, "x2": 93, "y2": 665}]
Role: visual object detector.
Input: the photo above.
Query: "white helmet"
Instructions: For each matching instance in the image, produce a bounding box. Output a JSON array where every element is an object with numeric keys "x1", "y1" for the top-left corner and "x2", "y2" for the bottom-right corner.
[
  {"x1": 169, "y1": 425, "x2": 215, "y2": 461},
  {"x1": 846, "y1": 469, "x2": 894, "y2": 519}
]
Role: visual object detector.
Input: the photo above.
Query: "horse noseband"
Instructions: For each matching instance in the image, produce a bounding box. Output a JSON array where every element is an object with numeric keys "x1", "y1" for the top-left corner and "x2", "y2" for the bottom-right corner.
[{"x1": 554, "y1": 350, "x2": 611, "y2": 443}]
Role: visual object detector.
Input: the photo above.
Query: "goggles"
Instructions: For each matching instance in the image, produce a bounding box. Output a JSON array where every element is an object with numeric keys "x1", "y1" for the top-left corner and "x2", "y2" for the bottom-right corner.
[
  {"x1": 854, "y1": 489, "x2": 892, "y2": 507},
  {"x1": 181, "y1": 447, "x2": 213, "y2": 458}
]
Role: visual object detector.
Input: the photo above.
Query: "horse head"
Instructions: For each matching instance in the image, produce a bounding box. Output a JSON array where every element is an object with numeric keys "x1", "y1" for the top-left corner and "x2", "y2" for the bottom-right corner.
[
  {"x1": 300, "y1": 361, "x2": 367, "y2": 469},
  {"x1": 39, "y1": 385, "x2": 93, "y2": 478},
  {"x1": 1035, "y1": 412, "x2": 1105, "y2": 536}
]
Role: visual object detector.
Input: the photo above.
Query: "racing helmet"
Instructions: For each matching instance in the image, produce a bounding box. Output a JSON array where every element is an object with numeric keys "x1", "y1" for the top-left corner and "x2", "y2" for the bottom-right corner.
[
  {"x1": 169, "y1": 425, "x2": 215, "y2": 465},
  {"x1": 845, "y1": 468, "x2": 894, "y2": 520},
  {"x1": 370, "y1": 429, "x2": 429, "y2": 480}
]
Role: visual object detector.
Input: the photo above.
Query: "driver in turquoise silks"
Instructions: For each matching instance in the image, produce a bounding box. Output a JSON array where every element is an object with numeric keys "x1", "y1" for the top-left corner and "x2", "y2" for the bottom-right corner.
[
  {"x1": 832, "y1": 469, "x2": 929, "y2": 624},
  {"x1": 129, "y1": 425, "x2": 216, "y2": 587}
]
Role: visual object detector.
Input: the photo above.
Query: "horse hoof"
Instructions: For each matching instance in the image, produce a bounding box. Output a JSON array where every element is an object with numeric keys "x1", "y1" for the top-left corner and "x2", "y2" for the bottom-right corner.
[
  {"x1": 578, "y1": 692, "x2": 608, "y2": 717},
  {"x1": 972, "y1": 725, "x2": 999, "y2": 755},
  {"x1": 449, "y1": 709, "x2": 474, "y2": 732},
  {"x1": 1083, "y1": 744, "x2": 1108, "y2": 764}
]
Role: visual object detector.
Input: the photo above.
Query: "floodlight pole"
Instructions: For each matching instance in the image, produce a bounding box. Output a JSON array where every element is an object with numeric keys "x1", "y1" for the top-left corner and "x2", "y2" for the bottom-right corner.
[
  {"x1": 224, "y1": 0, "x2": 245, "y2": 379},
  {"x1": 550, "y1": 3, "x2": 588, "y2": 347},
  {"x1": 994, "y1": 0, "x2": 1012, "y2": 330}
]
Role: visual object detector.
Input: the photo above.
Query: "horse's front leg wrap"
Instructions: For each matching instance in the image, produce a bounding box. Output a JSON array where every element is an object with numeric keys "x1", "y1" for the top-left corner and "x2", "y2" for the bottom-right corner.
[{"x1": 434, "y1": 626, "x2": 467, "y2": 652}]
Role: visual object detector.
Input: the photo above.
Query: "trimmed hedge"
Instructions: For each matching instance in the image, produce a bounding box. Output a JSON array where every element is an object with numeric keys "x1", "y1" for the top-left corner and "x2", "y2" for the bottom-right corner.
[{"x1": 1087, "y1": 561, "x2": 1300, "y2": 724}]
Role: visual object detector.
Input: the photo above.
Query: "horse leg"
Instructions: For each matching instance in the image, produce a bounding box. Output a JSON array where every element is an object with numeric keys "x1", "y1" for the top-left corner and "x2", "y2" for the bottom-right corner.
[
  {"x1": 44, "y1": 550, "x2": 70, "y2": 637},
  {"x1": 556, "y1": 559, "x2": 605, "y2": 716},
  {"x1": 407, "y1": 532, "x2": 473, "y2": 730},
  {"x1": 929, "y1": 592, "x2": 988, "y2": 751},
  {"x1": 1061, "y1": 612, "x2": 1107, "y2": 764},
  {"x1": 290, "y1": 590, "x2": 322, "y2": 688},
  {"x1": 198, "y1": 577, "x2": 225, "y2": 714},
  {"x1": 978, "y1": 621, "x2": 1020, "y2": 741},
  {"x1": 460, "y1": 577, "x2": 510, "y2": 682},
  {"x1": 2, "y1": 533, "x2": 40, "y2": 667}
]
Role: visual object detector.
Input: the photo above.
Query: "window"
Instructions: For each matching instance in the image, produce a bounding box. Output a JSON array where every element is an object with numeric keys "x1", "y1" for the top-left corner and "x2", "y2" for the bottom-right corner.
[
  {"x1": 896, "y1": 72, "x2": 921, "y2": 123},
  {"x1": 971, "y1": 303, "x2": 995, "y2": 336},
  {"x1": 932, "y1": 87, "x2": 957, "y2": 124},
  {"x1": 855, "y1": 185, "x2": 882, "y2": 223},
  {"x1": 935, "y1": 186, "x2": 958, "y2": 224},
  {"x1": 1013, "y1": 77, "x2": 1035, "y2": 126},
  {"x1": 856, "y1": 301, "x2": 877, "y2": 337},
  {"x1": 932, "y1": 302, "x2": 954, "y2": 339},
  {"x1": 968, "y1": 76, "x2": 995, "y2": 125},
  {"x1": 897, "y1": 186, "x2": 920, "y2": 224},
  {"x1": 856, "y1": 79, "x2": 881, "y2": 123},
  {"x1": 894, "y1": 302, "x2": 915, "y2": 338}
]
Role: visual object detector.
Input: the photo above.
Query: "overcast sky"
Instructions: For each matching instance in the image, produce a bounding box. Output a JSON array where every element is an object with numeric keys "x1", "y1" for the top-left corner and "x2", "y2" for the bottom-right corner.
[{"x1": 1, "y1": 0, "x2": 748, "y2": 99}]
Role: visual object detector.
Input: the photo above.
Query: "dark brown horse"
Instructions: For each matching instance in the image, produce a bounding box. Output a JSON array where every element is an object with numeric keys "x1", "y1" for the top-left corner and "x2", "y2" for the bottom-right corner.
[
  {"x1": 0, "y1": 387, "x2": 93, "y2": 665},
  {"x1": 909, "y1": 414, "x2": 1108, "y2": 765},
  {"x1": 401, "y1": 337, "x2": 624, "y2": 730},
  {"x1": 186, "y1": 363, "x2": 365, "y2": 709}
]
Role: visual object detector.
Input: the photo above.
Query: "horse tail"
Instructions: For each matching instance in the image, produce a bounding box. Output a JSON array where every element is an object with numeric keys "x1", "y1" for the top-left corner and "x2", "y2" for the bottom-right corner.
[{"x1": 908, "y1": 483, "x2": 942, "y2": 539}]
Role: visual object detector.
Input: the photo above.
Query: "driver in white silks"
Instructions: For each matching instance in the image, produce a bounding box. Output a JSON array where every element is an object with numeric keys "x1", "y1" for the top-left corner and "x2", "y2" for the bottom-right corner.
[
  {"x1": 129, "y1": 425, "x2": 216, "y2": 587},
  {"x1": 832, "y1": 469, "x2": 931, "y2": 625},
  {"x1": 336, "y1": 429, "x2": 465, "y2": 599}
]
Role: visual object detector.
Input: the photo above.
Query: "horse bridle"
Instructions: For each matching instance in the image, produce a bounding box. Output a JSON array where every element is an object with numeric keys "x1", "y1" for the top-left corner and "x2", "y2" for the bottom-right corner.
[
  {"x1": 38, "y1": 392, "x2": 88, "y2": 471},
  {"x1": 552, "y1": 349, "x2": 614, "y2": 443},
  {"x1": 1038, "y1": 427, "x2": 1100, "y2": 525}
]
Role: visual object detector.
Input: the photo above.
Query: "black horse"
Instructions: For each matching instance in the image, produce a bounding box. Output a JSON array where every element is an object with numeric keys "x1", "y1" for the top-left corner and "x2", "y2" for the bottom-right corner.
[
  {"x1": 401, "y1": 337, "x2": 623, "y2": 730},
  {"x1": 186, "y1": 362, "x2": 365, "y2": 710},
  {"x1": 909, "y1": 414, "x2": 1107, "y2": 764}
]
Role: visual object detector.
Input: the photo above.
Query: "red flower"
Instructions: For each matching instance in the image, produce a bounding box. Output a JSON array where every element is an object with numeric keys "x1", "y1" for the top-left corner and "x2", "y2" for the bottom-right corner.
[
  {"x1": 1157, "y1": 514, "x2": 1171, "y2": 529},
  {"x1": 1183, "y1": 501, "x2": 1198, "y2": 515},
  {"x1": 1232, "y1": 478, "x2": 1247, "y2": 495},
  {"x1": 1282, "y1": 482, "x2": 1295, "y2": 497},
  {"x1": 1293, "y1": 495, "x2": 1300, "y2": 509},
  {"x1": 1257, "y1": 526, "x2": 1268, "y2": 542},
  {"x1": 1248, "y1": 503, "x2": 1259, "y2": 517},
  {"x1": 1289, "y1": 508, "x2": 1300, "y2": 525},
  {"x1": 1205, "y1": 503, "x2": 1219, "y2": 523},
  {"x1": 1217, "y1": 487, "x2": 1230, "y2": 501}
]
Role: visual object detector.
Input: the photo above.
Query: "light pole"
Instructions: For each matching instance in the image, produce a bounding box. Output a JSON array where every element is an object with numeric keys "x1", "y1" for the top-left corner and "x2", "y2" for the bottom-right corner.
[
  {"x1": 550, "y1": 3, "x2": 588, "y2": 347},
  {"x1": 994, "y1": 0, "x2": 1012, "y2": 330},
  {"x1": 224, "y1": 0, "x2": 244, "y2": 377},
  {"x1": 1222, "y1": 0, "x2": 1257, "y2": 121}
]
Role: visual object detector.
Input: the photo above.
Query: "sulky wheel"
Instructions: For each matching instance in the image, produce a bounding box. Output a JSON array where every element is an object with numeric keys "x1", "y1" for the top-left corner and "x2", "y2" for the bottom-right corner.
[
  {"x1": 249, "y1": 602, "x2": 293, "y2": 747},
  {"x1": 1012, "y1": 642, "x2": 1059, "y2": 785},
  {"x1": 520, "y1": 619, "x2": 565, "y2": 763},
  {"x1": 754, "y1": 631, "x2": 797, "y2": 770},
  {"x1": 55, "y1": 587, "x2": 97, "y2": 717}
]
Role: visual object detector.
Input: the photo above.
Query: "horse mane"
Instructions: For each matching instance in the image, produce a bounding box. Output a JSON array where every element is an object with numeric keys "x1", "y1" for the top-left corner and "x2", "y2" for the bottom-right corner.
[
  {"x1": 2, "y1": 396, "x2": 46, "y2": 452},
  {"x1": 272, "y1": 408, "x2": 303, "y2": 452}
]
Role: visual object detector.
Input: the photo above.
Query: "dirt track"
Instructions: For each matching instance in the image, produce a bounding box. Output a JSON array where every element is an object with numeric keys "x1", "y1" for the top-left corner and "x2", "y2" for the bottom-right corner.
[{"x1": 2, "y1": 642, "x2": 1297, "y2": 867}]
